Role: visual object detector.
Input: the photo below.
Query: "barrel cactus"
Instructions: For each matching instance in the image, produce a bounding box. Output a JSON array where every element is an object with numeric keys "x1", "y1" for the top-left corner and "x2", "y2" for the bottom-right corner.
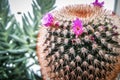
[{"x1": 37, "y1": 0, "x2": 120, "y2": 80}]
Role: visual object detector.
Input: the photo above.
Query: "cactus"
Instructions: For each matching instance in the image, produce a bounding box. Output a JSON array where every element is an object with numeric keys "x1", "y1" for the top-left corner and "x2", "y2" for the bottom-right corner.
[{"x1": 37, "y1": 4, "x2": 120, "y2": 80}]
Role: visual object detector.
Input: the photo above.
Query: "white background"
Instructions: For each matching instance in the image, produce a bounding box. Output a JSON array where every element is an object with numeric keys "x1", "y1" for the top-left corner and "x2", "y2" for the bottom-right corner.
[{"x1": 9, "y1": 0, "x2": 115, "y2": 24}]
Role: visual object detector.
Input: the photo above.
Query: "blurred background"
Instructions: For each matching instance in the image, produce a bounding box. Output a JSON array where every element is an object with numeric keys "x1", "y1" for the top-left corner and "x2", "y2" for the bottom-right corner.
[{"x1": 0, "y1": 0, "x2": 120, "y2": 80}]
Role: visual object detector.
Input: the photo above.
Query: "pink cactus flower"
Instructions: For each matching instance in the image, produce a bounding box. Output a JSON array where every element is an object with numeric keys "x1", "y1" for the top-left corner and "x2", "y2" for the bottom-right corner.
[
  {"x1": 41, "y1": 13, "x2": 54, "y2": 27},
  {"x1": 72, "y1": 18, "x2": 83, "y2": 38},
  {"x1": 92, "y1": 0, "x2": 104, "y2": 7}
]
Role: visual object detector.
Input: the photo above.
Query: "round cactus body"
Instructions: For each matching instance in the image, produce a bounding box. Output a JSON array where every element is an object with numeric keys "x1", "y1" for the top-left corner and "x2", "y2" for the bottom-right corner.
[{"x1": 37, "y1": 4, "x2": 120, "y2": 80}]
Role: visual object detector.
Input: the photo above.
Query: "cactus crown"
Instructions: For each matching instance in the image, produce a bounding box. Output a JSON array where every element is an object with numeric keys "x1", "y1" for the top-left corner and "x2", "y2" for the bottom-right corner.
[{"x1": 37, "y1": 4, "x2": 120, "y2": 80}]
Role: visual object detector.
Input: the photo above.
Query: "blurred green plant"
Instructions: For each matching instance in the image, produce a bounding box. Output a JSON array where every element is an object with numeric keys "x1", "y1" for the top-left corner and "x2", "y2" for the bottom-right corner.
[{"x1": 0, "y1": 0, "x2": 56, "y2": 80}]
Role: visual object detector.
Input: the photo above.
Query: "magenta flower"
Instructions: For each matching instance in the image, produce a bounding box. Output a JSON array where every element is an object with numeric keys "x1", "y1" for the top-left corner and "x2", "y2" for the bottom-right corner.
[
  {"x1": 72, "y1": 18, "x2": 83, "y2": 38},
  {"x1": 41, "y1": 13, "x2": 54, "y2": 27},
  {"x1": 92, "y1": 0, "x2": 104, "y2": 7}
]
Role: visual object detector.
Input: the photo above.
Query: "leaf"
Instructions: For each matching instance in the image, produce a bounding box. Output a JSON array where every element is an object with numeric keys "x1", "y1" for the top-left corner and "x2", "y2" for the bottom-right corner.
[
  {"x1": 10, "y1": 35, "x2": 26, "y2": 44},
  {"x1": 36, "y1": 0, "x2": 43, "y2": 8},
  {"x1": 44, "y1": 0, "x2": 56, "y2": 10},
  {"x1": 3, "y1": 72, "x2": 8, "y2": 78},
  {"x1": 0, "y1": 32, "x2": 6, "y2": 38},
  {"x1": 7, "y1": 14, "x2": 14, "y2": 22},
  {"x1": 13, "y1": 57, "x2": 28, "y2": 63},
  {"x1": 29, "y1": 43, "x2": 36, "y2": 49},
  {"x1": 14, "y1": 22, "x2": 23, "y2": 34},
  {"x1": 7, "y1": 19, "x2": 15, "y2": 34},
  {"x1": 23, "y1": 14, "x2": 31, "y2": 26},
  {"x1": 28, "y1": 12, "x2": 33, "y2": 21},
  {"x1": 33, "y1": 72, "x2": 42, "y2": 80},
  {"x1": 0, "y1": 22, "x2": 5, "y2": 31},
  {"x1": 32, "y1": 1, "x2": 40, "y2": 11},
  {"x1": 0, "y1": 41, "x2": 10, "y2": 49},
  {"x1": 33, "y1": 31, "x2": 38, "y2": 37},
  {"x1": 33, "y1": 21, "x2": 39, "y2": 31},
  {"x1": 22, "y1": 17, "x2": 33, "y2": 36},
  {"x1": 8, "y1": 48, "x2": 28, "y2": 54},
  {"x1": 0, "y1": 56, "x2": 9, "y2": 60},
  {"x1": 0, "y1": 51, "x2": 7, "y2": 54},
  {"x1": 0, "y1": 37, "x2": 6, "y2": 42}
]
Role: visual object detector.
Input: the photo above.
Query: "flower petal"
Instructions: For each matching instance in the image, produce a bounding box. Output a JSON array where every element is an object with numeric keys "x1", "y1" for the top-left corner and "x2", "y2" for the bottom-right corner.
[
  {"x1": 72, "y1": 18, "x2": 83, "y2": 38},
  {"x1": 41, "y1": 13, "x2": 54, "y2": 27},
  {"x1": 92, "y1": 0, "x2": 104, "y2": 7}
]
